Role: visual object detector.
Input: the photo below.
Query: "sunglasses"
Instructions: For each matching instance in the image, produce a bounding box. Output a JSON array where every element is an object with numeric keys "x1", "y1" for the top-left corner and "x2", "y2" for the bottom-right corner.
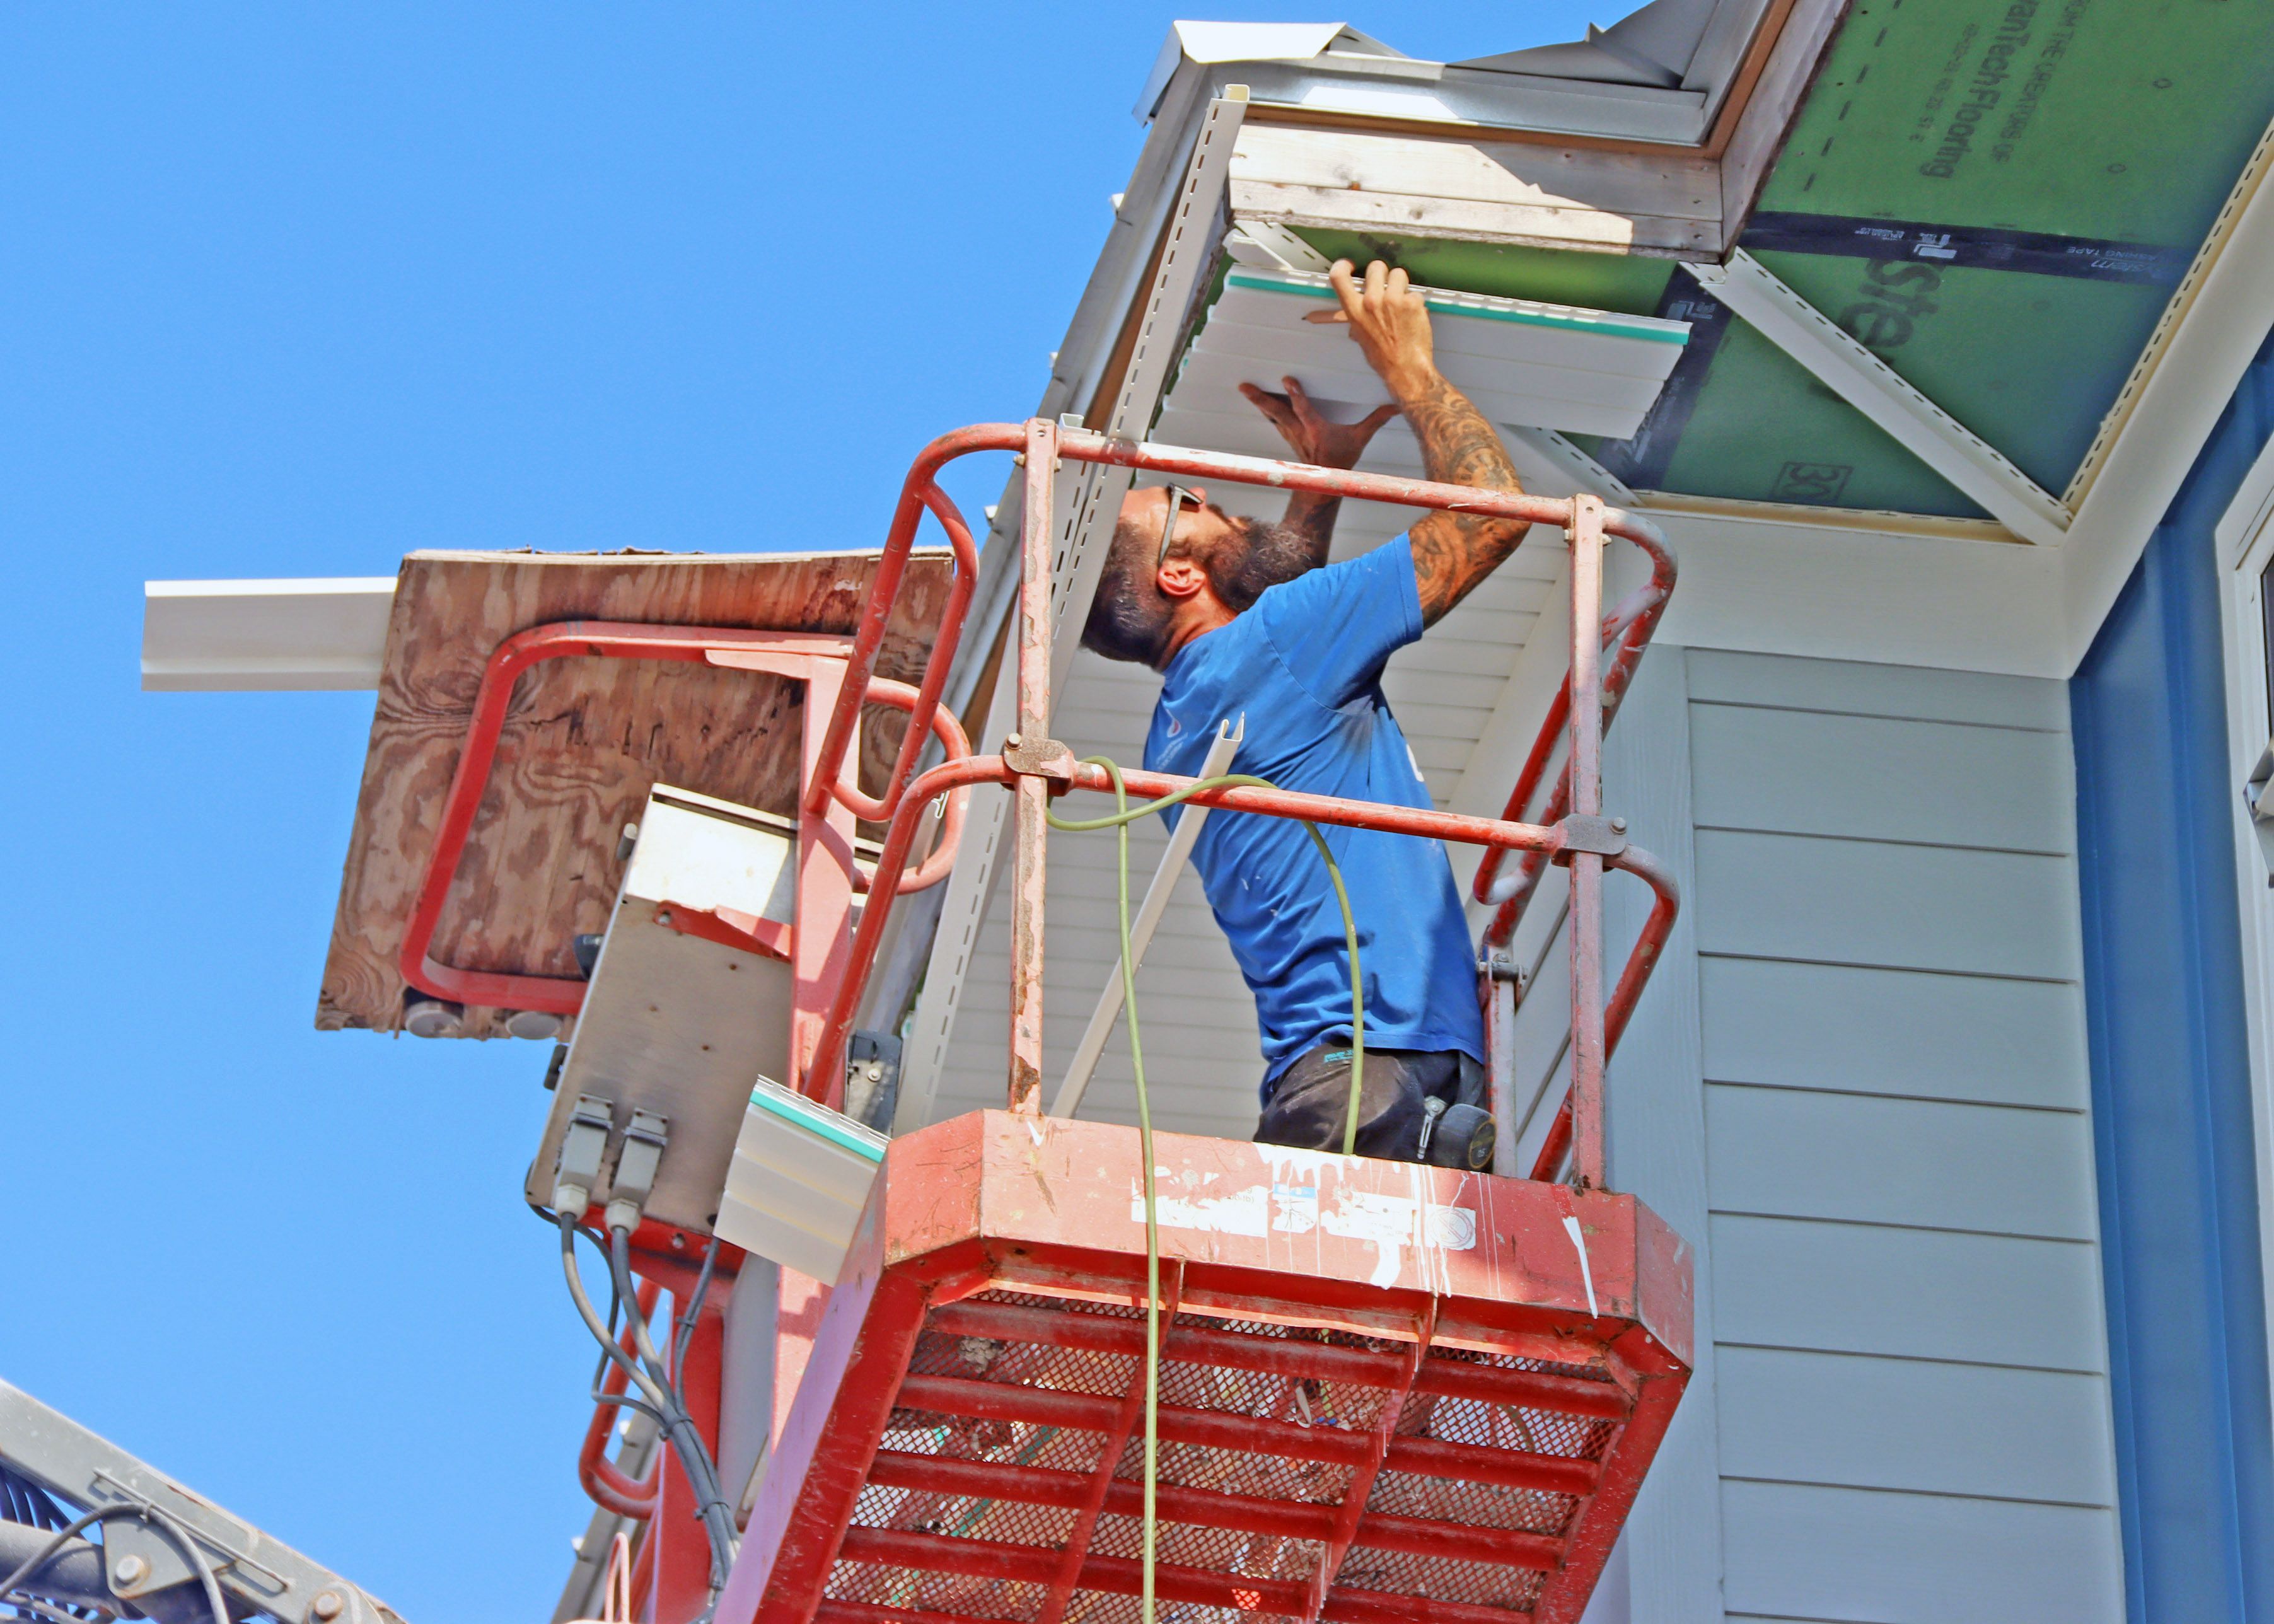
[{"x1": 1157, "y1": 484, "x2": 1204, "y2": 573}]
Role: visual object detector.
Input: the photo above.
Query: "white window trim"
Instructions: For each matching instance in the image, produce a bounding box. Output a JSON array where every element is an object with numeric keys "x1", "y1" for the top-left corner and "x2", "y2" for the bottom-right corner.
[{"x1": 2212, "y1": 432, "x2": 2274, "y2": 1427}]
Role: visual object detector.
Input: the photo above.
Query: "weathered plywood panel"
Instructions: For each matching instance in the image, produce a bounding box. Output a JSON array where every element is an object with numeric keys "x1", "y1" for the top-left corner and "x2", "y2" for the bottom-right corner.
[
  {"x1": 1697, "y1": 956, "x2": 2092, "y2": 1111},
  {"x1": 1689, "y1": 703, "x2": 2074, "y2": 854},
  {"x1": 1720, "y1": 1481, "x2": 2124, "y2": 1624},
  {"x1": 1693, "y1": 829, "x2": 2084, "y2": 981},
  {"x1": 1710, "y1": 1214, "x2": 2107, "y2": 1372},
  {"x1": 1705, "y1": 1084, "x2": 2100, "y2": 1241},
  {"x1": 321, "y1": 548, "x2": 954, "y2": 1037},
  {"x1": 1717, "y1": 1346, "x2": 2118, "y2": 1505},
  {"x1": 1685, "y1": 647, "x2": 2069, "y2": 731}
]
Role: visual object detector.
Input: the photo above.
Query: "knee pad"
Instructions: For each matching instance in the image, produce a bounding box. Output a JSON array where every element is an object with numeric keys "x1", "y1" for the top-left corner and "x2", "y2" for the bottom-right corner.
[{"x1": 1417, "y1": 1098, "x2": 1497, "y2": 1170}]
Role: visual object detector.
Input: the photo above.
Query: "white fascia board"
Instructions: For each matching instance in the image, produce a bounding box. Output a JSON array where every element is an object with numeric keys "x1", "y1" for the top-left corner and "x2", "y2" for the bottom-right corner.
[
  {"x1": 1685, "y1": 252, "x2": 2073, "y2": 547},
  {"x1": 142, "y1": 577, "x2": 395, "y2": 691},
  {"x1": 2062, "y1": 122, "x2": 2274, "y2": 666},
  {"x1": 1651, "y1": 508, "x2": 2070, "y2": 679}
]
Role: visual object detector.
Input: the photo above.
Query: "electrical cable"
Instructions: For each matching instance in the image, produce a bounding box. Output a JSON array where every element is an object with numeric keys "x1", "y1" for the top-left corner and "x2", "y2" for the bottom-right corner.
[
  {"x1": 0, "y1": 1505, "x2": 229, "y2": 1624},
  {"x1": 591, "y1": 1281, "x2": 665, "y2": 1427},
  {"x1": 1045, "y1": 768, "x2": 1366, "y2": 1152},
  {"x1": 1047, "y1": 758, "x2": 1365, "y2": 1624},
  {"x1": 671, "y1": 1237, "x2": 722, "y2": 1402},
  {"x1": 557, "y1": 1215, "x2": 739, "y2": 1612},
  {"x1": 4, "y1": 1589, "x2": 109, "y2": 1624},
  {"x1": 606, "y1": 1229, "x2": 740, "y2": 1602}
]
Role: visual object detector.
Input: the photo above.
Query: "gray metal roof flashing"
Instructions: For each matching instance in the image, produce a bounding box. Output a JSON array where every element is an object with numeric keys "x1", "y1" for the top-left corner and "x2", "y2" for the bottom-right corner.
[{"x1": 1137, "y1": 0, "x2": 1775, "y2": 145}]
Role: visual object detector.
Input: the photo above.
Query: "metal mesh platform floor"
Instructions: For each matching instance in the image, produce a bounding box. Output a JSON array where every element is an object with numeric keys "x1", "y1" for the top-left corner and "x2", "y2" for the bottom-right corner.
[{"x1": 719, "y1": 1112, "x2": 1692, "y2": 1624}]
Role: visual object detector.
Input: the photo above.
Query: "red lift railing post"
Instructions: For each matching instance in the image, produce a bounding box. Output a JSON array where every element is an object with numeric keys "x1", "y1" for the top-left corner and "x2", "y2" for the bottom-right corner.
[
  {"x1": 1473, "y1": 524, "x2": 1678, "y2": 1183},
  {"x1": 1007, "y1": 417, "x2": 1062, "y2": 1115},
  {"x1": 1564, "y1": 494, "x2": 1608, "y2": 1192}
]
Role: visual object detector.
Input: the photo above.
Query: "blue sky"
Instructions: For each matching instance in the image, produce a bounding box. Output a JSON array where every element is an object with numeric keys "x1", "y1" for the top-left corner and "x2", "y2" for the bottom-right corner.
[{"x1": 1, "y1": 7, "x2": 1601, "y2": 1620}]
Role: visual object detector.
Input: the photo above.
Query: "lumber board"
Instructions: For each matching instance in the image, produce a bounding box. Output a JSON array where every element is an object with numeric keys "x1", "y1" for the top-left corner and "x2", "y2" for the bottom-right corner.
[
  {"x1": 1231, "y1": 122, "x2": 1720, "y2": 224},
  {"x1": 319, "y1": 547, "x2": 955, "y2": 1038},
  {"x1": 1231, "y1": 179, "x2": 1720, "y2": 260}
]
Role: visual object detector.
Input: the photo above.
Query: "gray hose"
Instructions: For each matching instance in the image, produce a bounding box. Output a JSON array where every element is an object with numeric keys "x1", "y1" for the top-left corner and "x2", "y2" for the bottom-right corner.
[
  {"x1": 0, "y1": 1504, "x2": 229, "y2": 1624},
  {"x1": 0, "y1": 1521, "x2": 111, "y2": 1614},
  {"x1": 605, "y1": 1229, "x2": 739, "y2": 1581}
]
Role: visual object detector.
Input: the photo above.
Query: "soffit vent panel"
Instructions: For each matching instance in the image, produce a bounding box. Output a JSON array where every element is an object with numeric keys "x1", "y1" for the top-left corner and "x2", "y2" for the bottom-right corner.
[{"x1": 1173, "y1": 267, "x2": 1691, "y2": 443}]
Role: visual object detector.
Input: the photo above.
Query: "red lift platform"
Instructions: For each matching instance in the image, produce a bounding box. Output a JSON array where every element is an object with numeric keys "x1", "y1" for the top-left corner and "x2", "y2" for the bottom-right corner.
[
  {"x1": 389, "y1": 420, "x2": 1691, "y2": 1624},
  {"x1": 713, "y1": 423, "x2": 1691, "y2": 1624},
  {"x1": 721, "y1": 1111, "x2": 1691, "y2": 1624}
]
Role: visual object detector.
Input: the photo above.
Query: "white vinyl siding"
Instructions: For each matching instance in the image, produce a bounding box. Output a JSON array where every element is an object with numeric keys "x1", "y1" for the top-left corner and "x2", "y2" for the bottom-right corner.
[{"x1": 1681, "y1": 648, "x2": 2125, "y2": 1624}]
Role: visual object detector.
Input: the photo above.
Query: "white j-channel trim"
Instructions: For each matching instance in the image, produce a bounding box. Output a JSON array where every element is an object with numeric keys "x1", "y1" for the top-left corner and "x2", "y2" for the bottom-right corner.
[
  {"x1": 142, "y1": 577, "x2": 396, "y2": 691},
  {"x1": 2213, "y1": 435, "x2": 2274, "y2": 1473},
  {"x1": 1685, "y1": 252, "x2": 2073, "y2": 548}
]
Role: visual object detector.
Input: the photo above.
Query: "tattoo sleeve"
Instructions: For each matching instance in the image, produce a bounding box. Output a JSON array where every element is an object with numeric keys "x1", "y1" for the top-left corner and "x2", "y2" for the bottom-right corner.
[{"x1": 1399, "y1": 372, "x2": 1532, "y2": 625}]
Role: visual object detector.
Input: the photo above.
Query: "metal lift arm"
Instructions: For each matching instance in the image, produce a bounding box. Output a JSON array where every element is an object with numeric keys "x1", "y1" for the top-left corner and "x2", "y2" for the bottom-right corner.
[{"x1": 0, "y1": 1380, "x2": 406, "y2": 1624}]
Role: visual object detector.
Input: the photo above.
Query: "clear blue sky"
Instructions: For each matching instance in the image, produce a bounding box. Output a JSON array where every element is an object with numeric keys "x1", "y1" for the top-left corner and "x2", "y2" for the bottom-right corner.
[{"x1": 1, "y1": 7, "x2": 1601, "y2": 1620}]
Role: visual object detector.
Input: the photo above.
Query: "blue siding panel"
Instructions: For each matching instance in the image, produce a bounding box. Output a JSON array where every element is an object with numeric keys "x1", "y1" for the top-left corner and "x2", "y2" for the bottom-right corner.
[{"x1": 2070, "y1": 327, "x2": 2274, "y2": 1624}]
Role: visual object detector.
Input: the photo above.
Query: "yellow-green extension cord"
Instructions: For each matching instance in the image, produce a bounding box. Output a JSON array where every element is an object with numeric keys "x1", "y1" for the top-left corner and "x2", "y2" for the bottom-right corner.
[{"x1": 1047, "y1": 758, "x2": 1366, "y2": 1624}]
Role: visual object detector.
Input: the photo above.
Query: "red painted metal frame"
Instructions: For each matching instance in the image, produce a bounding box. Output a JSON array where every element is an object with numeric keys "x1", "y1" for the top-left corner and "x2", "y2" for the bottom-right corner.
[
  {"x1": 489, "y1": 421, "x2": 1688, "y2": 1624},
  {"x1": 579, "y1": 1278, "x2": 664, "y2": 1519},
  {"x1": 1458, "y1": 516, "x2": 1678, "y2": 1183},
  {"x1": 395, "y1": 623, "x2": 972, "y2": 1095},
  {"x1": 1033, "y1": 1261, "x2": 1184, "y2": 1624}
]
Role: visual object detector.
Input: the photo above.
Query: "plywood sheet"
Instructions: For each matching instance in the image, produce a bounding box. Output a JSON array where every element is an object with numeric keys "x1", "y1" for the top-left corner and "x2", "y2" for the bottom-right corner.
[{"x1": 320, "y1": 548, "x2": 954, "y2": 1038}]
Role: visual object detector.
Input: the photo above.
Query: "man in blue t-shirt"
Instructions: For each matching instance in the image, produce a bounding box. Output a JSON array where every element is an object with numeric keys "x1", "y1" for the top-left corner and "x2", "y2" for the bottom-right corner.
[{"x1": 1079, "y1": 259, "x2": 1537, "y2": 1167}]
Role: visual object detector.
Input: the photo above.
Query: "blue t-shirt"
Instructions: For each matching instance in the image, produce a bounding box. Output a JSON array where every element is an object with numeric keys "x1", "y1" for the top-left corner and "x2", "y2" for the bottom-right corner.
[{"x1": 1143, "y1": 537, "x2": 1484, "y2": 1090}]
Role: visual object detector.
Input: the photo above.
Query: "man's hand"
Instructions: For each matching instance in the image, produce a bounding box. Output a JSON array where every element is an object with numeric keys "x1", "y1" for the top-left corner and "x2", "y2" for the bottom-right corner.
[
  {"x1": 1236, "y1": 376, "x2": 1400, "y2": 576},
  {"x1": 1311, "y1": 260, "x2": 1439, "y2": 400},
  {"x1": 1314, "y1": 258, "x2": 1532, "y2": 624},
  {"x1": 1238, "y1": 376, "x2": 1398, "y2": 470}
]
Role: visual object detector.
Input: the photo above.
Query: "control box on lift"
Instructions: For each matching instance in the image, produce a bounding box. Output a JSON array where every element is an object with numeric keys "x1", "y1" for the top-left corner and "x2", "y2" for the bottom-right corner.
[{"x1": 523, "y1": 783, "x2": 799, "y2": 1234}]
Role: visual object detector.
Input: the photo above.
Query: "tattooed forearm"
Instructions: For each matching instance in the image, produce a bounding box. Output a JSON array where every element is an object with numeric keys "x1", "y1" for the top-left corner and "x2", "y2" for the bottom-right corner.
[{"x1": 1395, "y1": 370, "x2": 1532, "y2": 625}]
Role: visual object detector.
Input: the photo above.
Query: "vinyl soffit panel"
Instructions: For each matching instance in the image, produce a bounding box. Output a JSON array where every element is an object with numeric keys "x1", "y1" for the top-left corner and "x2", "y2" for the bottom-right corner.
[
  {"x1": 1185, "y1": 268, "x2": 1690, "y2": 439},
  {"x1": 1192, "y1": 307, "x2": 1679, "y2": 399},
  {"x1": 1219, "y1": 269, "x2": 1691, "y2": 356}
]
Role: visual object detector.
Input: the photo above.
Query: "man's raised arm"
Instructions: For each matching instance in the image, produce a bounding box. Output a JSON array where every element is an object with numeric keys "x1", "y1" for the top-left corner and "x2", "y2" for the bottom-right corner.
[
  {"x1": 1237, "y1": 376, "x2": 1398, "y2": 571},
  {"x1": 1320, "y1": 259, "x2": 1532, "y2": 625}
]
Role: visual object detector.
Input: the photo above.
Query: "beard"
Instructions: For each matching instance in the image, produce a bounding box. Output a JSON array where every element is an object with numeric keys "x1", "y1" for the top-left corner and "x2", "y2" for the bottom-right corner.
[{"x1": 1217, "y1": 519, "x2": 1318, "y2": 612}]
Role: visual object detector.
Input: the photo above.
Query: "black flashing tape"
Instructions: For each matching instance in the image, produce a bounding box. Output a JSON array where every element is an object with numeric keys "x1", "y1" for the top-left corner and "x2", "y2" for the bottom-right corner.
[
  {"x1": 1592, "y1": 269, "x2": 1735, "y2": 492},
  {"x1": 1742, "y1": 211, "x2": 2193, "y2": 284}
]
